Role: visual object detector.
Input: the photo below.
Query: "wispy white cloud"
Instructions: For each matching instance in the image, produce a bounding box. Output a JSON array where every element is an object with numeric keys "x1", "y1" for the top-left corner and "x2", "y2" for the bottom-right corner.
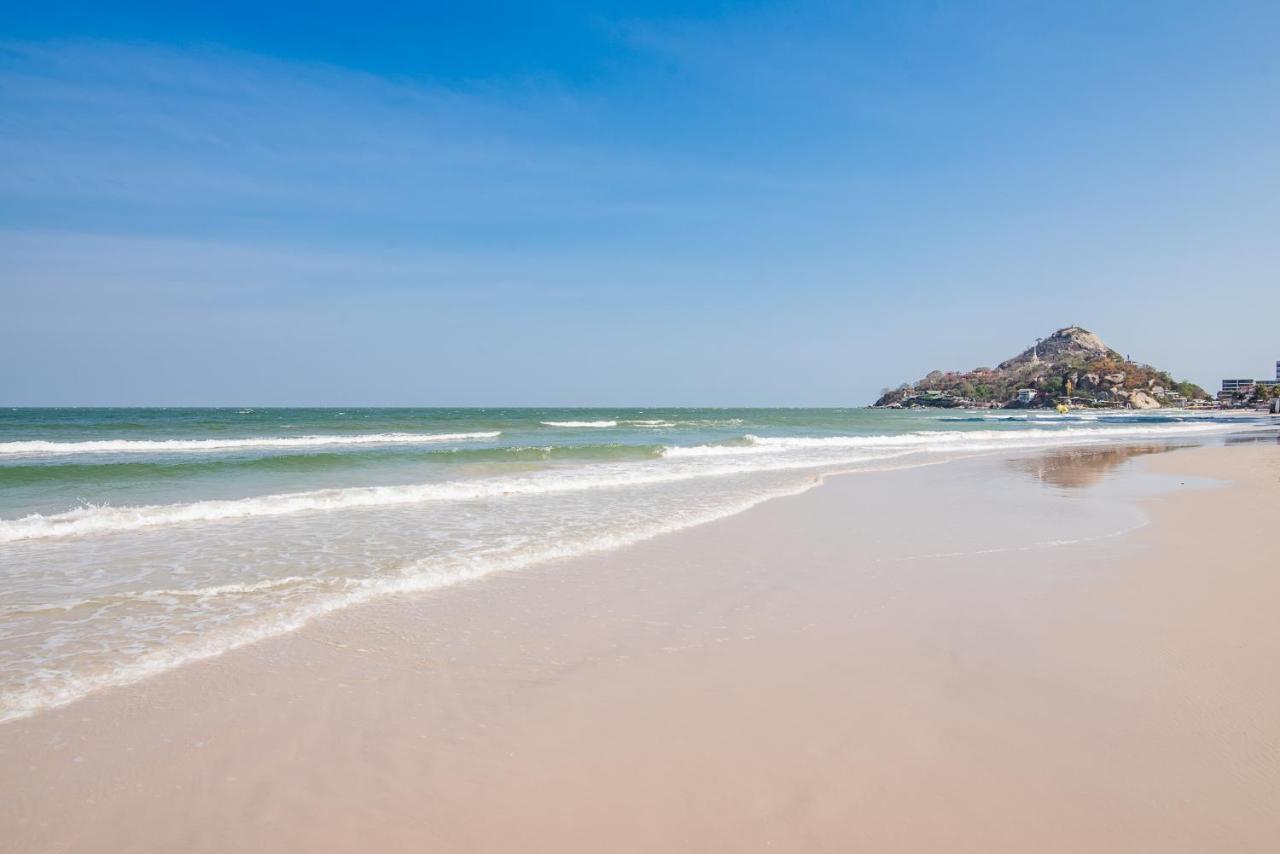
[{"x1": 0, "y1": 38, "x2": 811, "y2": 243}]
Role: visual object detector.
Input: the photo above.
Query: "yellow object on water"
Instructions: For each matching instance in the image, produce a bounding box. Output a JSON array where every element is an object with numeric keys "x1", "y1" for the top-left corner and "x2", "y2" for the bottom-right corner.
[{"x1": 1056, "y1": 403, "x2": 1070, "y2": 414}]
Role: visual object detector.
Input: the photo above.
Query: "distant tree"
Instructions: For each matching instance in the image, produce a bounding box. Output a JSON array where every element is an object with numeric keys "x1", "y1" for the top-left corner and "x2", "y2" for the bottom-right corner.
[{"x1": 1173, "y1": 381, "x2": 1207, "y2": 399}]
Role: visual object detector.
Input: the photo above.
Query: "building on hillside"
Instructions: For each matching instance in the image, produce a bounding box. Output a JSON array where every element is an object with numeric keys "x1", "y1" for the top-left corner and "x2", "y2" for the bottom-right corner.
[{"x1": 1016, "y1": 388, "x2": 1037, "y2": 404}]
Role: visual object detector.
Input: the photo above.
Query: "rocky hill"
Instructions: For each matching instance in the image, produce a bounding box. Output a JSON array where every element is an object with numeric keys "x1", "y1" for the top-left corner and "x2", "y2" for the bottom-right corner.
[{"x1": 873, "y1": 326, "x2": 1209, "y2": 409}]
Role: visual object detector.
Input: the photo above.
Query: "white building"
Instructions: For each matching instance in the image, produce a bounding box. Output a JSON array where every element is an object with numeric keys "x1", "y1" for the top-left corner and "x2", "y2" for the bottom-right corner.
[{"x1": 1016, "y1": 388, "x2": 1037, "y2": 404}]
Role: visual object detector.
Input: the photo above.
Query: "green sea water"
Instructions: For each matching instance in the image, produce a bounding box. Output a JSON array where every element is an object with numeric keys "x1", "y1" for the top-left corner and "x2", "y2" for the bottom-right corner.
[{"x1": 0, "y1": 406, "x2": 1249, "y2": 515}]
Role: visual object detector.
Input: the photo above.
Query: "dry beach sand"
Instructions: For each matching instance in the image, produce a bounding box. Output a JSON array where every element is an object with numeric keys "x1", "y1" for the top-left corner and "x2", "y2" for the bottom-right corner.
[{"x1": 2, "y1": 441, "x2": 1278, "y2": 853}]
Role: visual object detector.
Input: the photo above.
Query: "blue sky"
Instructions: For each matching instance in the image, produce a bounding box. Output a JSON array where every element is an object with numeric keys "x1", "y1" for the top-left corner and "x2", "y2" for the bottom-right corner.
[{"x1": 3, "y1": 1, "x2": 1278, "y2": 405}]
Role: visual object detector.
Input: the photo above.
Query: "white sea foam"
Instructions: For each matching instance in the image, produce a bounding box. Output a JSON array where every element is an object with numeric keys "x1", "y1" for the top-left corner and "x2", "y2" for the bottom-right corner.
[
  {"x1": 663, "y1": 422, "x2": 1255, "y2": 457},
  {"x1": 0, "y1": 453, "x2": 867, "y2": 543},
  {"x1": 0, "y1": 421, "x2": 1259, "y2": 544},
  {"x1": 0, "y1": 432, "x2": 502, "y2": 457},
  {"x1": 2, "y1": 577, "x2": 323, "y2": 616},
  {"x1": 0, "y1": 477, "x2": 819, "y2": 723},
  {"x1": 540, "y1": 420, "x2": 618, "y2": 428}
]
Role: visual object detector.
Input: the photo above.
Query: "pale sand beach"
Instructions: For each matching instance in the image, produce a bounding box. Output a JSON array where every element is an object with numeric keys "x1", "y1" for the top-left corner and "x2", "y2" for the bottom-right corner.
[{"x1": 2, "y1": 441, "x2": 1278, "y2": 853}]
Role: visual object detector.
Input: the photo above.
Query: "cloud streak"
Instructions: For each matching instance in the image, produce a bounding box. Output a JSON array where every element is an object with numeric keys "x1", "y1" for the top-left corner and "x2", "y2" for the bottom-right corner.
[{"x1": 0, "y1": 38, "x2": 802, "y2": 246}]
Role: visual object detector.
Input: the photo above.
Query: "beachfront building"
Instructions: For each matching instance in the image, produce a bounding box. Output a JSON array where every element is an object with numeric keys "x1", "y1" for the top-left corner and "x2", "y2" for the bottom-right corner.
[
  {"x1": 1220, "y1": 378, "x2": 1256, "y2": 399},
  {"x1": 1016, "y1": 388, "x2": 1037, "y2": 404}
]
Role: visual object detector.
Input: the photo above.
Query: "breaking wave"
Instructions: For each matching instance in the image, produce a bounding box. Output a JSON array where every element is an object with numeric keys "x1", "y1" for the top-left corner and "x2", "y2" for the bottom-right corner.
[
  {"x1": 0, "y1": 432, "x2": 502, "y2": 457},
  {"x1": 540, "y1": 420, "x2": 618, "y2": 428},
  {"x1": 1, "y1": 421, "x2": 1257, "y2": 544}
]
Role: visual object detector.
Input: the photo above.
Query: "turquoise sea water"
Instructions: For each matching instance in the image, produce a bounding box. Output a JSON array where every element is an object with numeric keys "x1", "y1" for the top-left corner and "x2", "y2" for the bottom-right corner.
[{"x1": 0, "y1": 406, "x2": 1270, "y2": 721}]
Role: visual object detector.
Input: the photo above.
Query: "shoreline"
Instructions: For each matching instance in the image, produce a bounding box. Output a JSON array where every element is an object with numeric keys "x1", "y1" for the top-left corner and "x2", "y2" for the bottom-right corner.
[{"x1": 2, "y1": 441, "x2": 1278, "y2": 852}]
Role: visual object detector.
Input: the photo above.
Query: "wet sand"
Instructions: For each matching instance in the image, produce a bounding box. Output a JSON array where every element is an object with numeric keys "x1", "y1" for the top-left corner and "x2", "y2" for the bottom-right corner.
[{"x1": 2, "y1": 442, "x2": 1278, "y2": 853}]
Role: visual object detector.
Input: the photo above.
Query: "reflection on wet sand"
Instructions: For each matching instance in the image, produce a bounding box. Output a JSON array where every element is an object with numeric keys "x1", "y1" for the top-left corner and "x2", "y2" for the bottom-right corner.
[
  {"x1": 1224, "y1": 432, "x2": 1280, "y2": 446},
  {"x1": 1011, "y1": 444, "x2": 1184, "y2": 489}
]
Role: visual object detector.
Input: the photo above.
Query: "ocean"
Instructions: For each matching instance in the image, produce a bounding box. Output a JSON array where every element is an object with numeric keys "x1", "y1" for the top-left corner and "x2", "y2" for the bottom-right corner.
[{"x1": 0, "y1": 406, "x2": 1268, "y2": 722}]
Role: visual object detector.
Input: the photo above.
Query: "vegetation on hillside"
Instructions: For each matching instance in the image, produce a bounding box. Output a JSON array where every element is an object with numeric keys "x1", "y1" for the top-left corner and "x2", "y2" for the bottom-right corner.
[{"x1": 874, "y1": 327, "x2": 1209, "y2": 409}]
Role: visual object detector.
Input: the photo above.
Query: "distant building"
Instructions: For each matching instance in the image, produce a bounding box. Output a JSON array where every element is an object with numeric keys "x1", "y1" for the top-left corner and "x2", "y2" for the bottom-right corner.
[
  {"x1": 1220, "y1": 378, "x2": 1256, "y2": 397},
  {"x1": 1016, "y1": 388, "x2": 1037, "y2": 404},
  {"x1": 1275, "y1": 360, "x2": 1279, "y2": 383}
]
